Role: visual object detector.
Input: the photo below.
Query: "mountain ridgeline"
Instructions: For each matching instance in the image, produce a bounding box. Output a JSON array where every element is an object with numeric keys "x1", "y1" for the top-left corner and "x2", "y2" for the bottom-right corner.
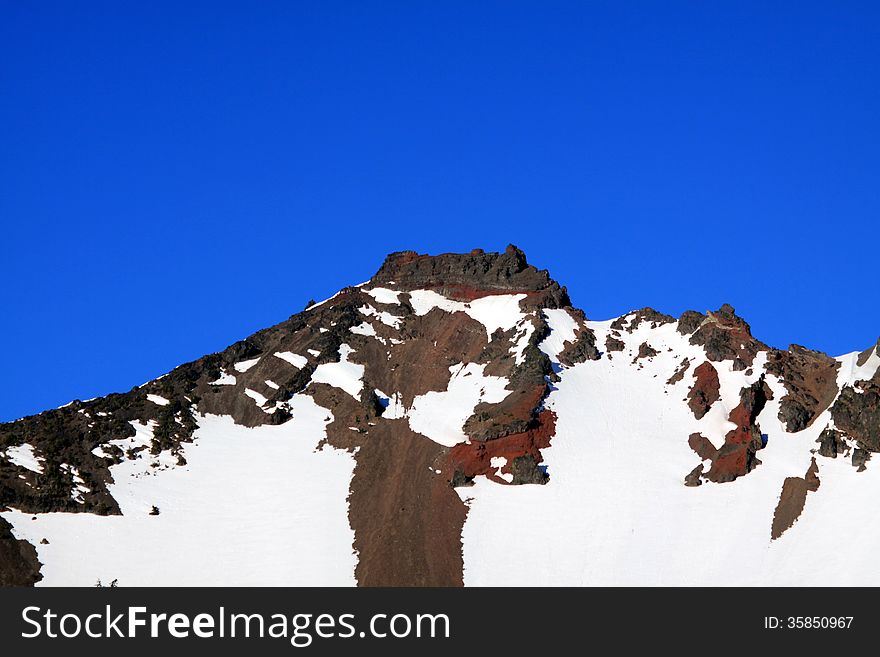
[{"x1": 1, "y1": 246, "x2": 878, "y2": 586}]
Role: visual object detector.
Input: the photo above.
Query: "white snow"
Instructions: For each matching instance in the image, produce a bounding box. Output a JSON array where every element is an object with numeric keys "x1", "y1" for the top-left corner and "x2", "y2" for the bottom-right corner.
[
  {"x1": 307, "y1": 349, "x2": 321, "y2": 357},
  {"x1": 359, "y1": 304, "x2": 403, "y2": 329},
  {"x1": 490, "y1": 456, "x2": 513, "y2": 483},
  {"x1": 539, "y1": 309, "x2": 579, "y2": 360},
  {"x1": 2, "y1": 396, "x2": 358, "y2": 586},
  {"x1": 233, "y1": 357, "x2": 261, "y2": 373},
  {"x1": 311, "y1": 344, "x2": 365, "y2": 400},
  {"x1": 350, "y1": 321, "x2": 377, "y2": 337},
  {"x1": 146, "y1": 394, "x2": 170, "y2": 407},
  {"x1": 837, "y1": 345, "x2": 880, "y2": 386},
  {"x1": 408, "y1": 290, "x2": 527, "y2": 339},
  {"x1": 305, "y1": 290, "x2": 343, "y2": 310},
  {"x1": 274, "y1": 352, "x2": 308, "y2": 369},
  {"x1": 407, "y1": 362, "x2": 511, "y2": 447},
  {"x1": 60, "y1": 464, "x2": 90, "y2": 502},
  {"x1": 375, "y1": 389, "x2": 406, "y2": 420},
  {"x1": 265, "y1": 380, "x2": 280, "y2": 390},
  {"x1": 244, "y1": 388, "x2": 270, "y2": 410},
  {"x1": 209, "y1": 371, "x2": 236, "y2": 386},
  {"x1": 365, "y1": 287, "x2": 401, "y2": 305},
  {"x1": 1, "y1": 444, "x2": 44, "y2": 474},
  {"x1": 509, "y1": 318, "x2": 536, "y2": 365},
  {"x1": 455, "y1": 313, "x2": 880, "y2": 585}
]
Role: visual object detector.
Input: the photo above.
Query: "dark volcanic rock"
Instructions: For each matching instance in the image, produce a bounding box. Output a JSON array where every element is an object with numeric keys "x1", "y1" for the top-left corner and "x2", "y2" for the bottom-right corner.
[
  {"x1": 605, "y1": 336, "x2": 625, "y2": 352},
  {"x1": 635, "y1": 342, "x2": 659, "y2": 361},
  {"x1": 684, "y1": 464, "x2": 703, "y2": 487},
  {"x1": 369, "y1": 245, "x2": 571, "y2": 309},
  {"x1": 556, "y1": 309, "x2": 601, "y2": 365},
  {"x1": 770, "y1": 458, "x2": 820, "y2": 540},
  {"x1": 510, "y1": 454, "x2": 550, "y2": 485},
  {"x1": 0, "y1": 517, "x2": 41, "y2": 586},
  {"x1": 677, "y1": 310, "x2": 706, "y2": 336},
  {"x1": 856, "y1": 338, "x2": 879, "y2": 368},
  {"x1": 766, "y1": 345, "x2": 840, "y2": 433},
  {"x1": 831, "y1": 381, "x2": 880, "y2": 453},
  {"x1": 852, "y1": 448, "x2": 872, "y2": 472},
  {"x1": 611, "y1": 308, "x2": 675, "y2": 333},
  {"x1": 667, "y1": 358, "x2": 691, "y2": 385},
  {"x1": 689, "y1": 304, "x2": 765, "y2": 366},
  {"x1": 816, "y1": 428, "x2": 848, "y2": 458}
]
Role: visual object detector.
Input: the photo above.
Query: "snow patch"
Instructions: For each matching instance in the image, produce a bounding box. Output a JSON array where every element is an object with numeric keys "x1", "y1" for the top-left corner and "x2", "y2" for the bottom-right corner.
[
  {"x1": 407, "y1": 363, "x2": 511, "y2": 447},
  {"x1": 375, "y1": 389, "x2": 406, "y2": 420},
  {"x1": 350, "y1": 322, "x2": 377, "y2": 337},
  {"x1": 490, "y1": 456, "x2": 514, "y2": 483},
  {"x1": 146, "y1": 394, "x2": 170, "y2": 407},
  {"x1": 2, "y1": 398, "x2": 358, "y2": 586},
  {"x1": 1, "y1": 444, "x2": 44, "y2": 474},
  {"x1": 365, "y1": 287, "x2": 401, "y2": 305},
  {"x1": 359, "y1": 304, "x2": 402, "y2": 329},
  {"x1": 245, "y1": 388, "x2": 270, "y2": 410},
  {"x1": 311, "y1": 345, "x2": 365, "y2": 400},
  {"x1": 539, "y1": 309, "x2": 579, "y2": 360},
  {"x1": 408, "y1": 290, "x2": 527, "y2": 340},
  {"x1": 209, "y1": 371, "x2": 236, "y2": 386},
  {"x1": 234, "y1": 358, "x2": 261, "y2": 373},
  {"x1": 274, "y1": 352, "x2": 308, "y2": 369}
]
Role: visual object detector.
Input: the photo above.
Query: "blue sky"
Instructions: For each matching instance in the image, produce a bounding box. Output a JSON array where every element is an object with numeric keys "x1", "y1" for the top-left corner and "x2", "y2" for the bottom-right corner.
[{"x1": 2, "y1": 2, "x2": 878, "y2": 421}]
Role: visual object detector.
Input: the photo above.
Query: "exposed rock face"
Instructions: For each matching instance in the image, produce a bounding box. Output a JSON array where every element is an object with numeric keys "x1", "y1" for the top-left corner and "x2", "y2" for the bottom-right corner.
[
  {"x1": 635, "y1": 342, "x2": 659, "y2": 361},
  {"x1": 557, "y1": 309, "x2": 601, "y2": 365},
  {"x1": 703, "y1": 377, "x2": 772, "y2": 483},
  {"x1": 688, "y1": 304, "x2": 765, "y2": 368},
  {"x1": 831, "y1": 381, "x2": 880, "y2": 453},
  {"x1": 688, "y1": 432, "x2": 717, "y2": 462},
  {"x1": 369, "y1": 245, "x2": 570, "y2": 309},
  {"x1": 666, "y1": 358, "x2": 690, "y2": 385},
  {"x1": 856, "y1": 338, "x2": 880, "y2": 368},
  {"x1": 1, "y1": 245, "x2": 878, "y2": 587},
  {"x1": 449, "y1": 411, "x2": 554, "y2": 487},
  {"x1": 852, "y1": 448, "x2": 872, "y2": 472},
  {"x1": 770, "y1": 458, "x2": 820, "y2": 540},
  {"x1": 3, "y1": 245, "x2": 582, "y2": 587},
  {"x1": 677, "y1": 310, "x2": 706, "y2": 336},
  {"x1": 0, "y1": 518, "x2": 41, "y2": 586},
  {"x1": 684, "y1": 464, "x2": 704, "y2": 487},
  {"x1": 766, "y1": 345, "x2": 840, "y2": 432},
  {"x1": 816, "y1": 428, "x2": 848, "y2": 458},
  {"x1": 612, "y1": 308, "x2": 675, "y2": 332},
  {"x1": 687, "y1": 362, "x2": 720, "y2": 419},
  {"x1": 605, "y1": 335, "x2": 625, "y2": 352}
]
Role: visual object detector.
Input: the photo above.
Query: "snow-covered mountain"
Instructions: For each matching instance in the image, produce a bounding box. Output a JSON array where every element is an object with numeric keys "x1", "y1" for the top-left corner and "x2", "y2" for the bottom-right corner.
[{"x1": 1, "y1": 246, "x2": 878, "y2": 586}]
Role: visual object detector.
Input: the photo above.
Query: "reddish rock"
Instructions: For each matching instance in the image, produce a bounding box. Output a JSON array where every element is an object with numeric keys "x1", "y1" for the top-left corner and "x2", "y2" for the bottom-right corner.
[
  {"x1": 704, "y1": 377, "x2": 772, "y2": 483},
  {"x1": 448, "y1": 410, "x2": 555, "y2": 486},
  {"x1": 688, "y1": 432, "x2": 717, "y2": 462},
  {"x1": 689, "y1": 304, "x2": 766, "y2": 368},
  {"x1": 687, "y1": 362, "x2": 720, "y2": 419}
]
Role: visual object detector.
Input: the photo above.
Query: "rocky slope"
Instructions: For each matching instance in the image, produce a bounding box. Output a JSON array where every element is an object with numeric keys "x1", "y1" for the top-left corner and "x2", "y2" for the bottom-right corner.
[{"x1": 1, "y1": 246, "x2": 878, "y2": 586}]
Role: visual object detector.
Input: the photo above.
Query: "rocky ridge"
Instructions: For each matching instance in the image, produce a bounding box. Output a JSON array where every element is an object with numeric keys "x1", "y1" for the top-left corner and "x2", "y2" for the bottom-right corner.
[{"x1": 1, "y1": 246, "x2": 878, "y2": 586}]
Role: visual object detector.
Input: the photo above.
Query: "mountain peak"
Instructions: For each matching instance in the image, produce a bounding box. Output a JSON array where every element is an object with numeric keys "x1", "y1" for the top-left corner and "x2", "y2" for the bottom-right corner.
[
  {"x1": 2, "y1": 247, "x2": 879, "y2": 587},
  {"x1": 369, "y1": 245, "x2": 569, "y2": 307}
]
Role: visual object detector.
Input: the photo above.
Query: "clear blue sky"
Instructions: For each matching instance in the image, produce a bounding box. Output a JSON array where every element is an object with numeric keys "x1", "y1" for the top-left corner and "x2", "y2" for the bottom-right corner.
[{"x1": 2, "y1": 2, "x2": 878, "y2": 421}]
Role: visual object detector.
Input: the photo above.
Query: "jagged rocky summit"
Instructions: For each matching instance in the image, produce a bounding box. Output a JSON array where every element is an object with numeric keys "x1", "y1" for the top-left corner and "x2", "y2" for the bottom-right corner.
[{"x1": 1, "y1": 245, "x2": 878, "y2": 586}]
